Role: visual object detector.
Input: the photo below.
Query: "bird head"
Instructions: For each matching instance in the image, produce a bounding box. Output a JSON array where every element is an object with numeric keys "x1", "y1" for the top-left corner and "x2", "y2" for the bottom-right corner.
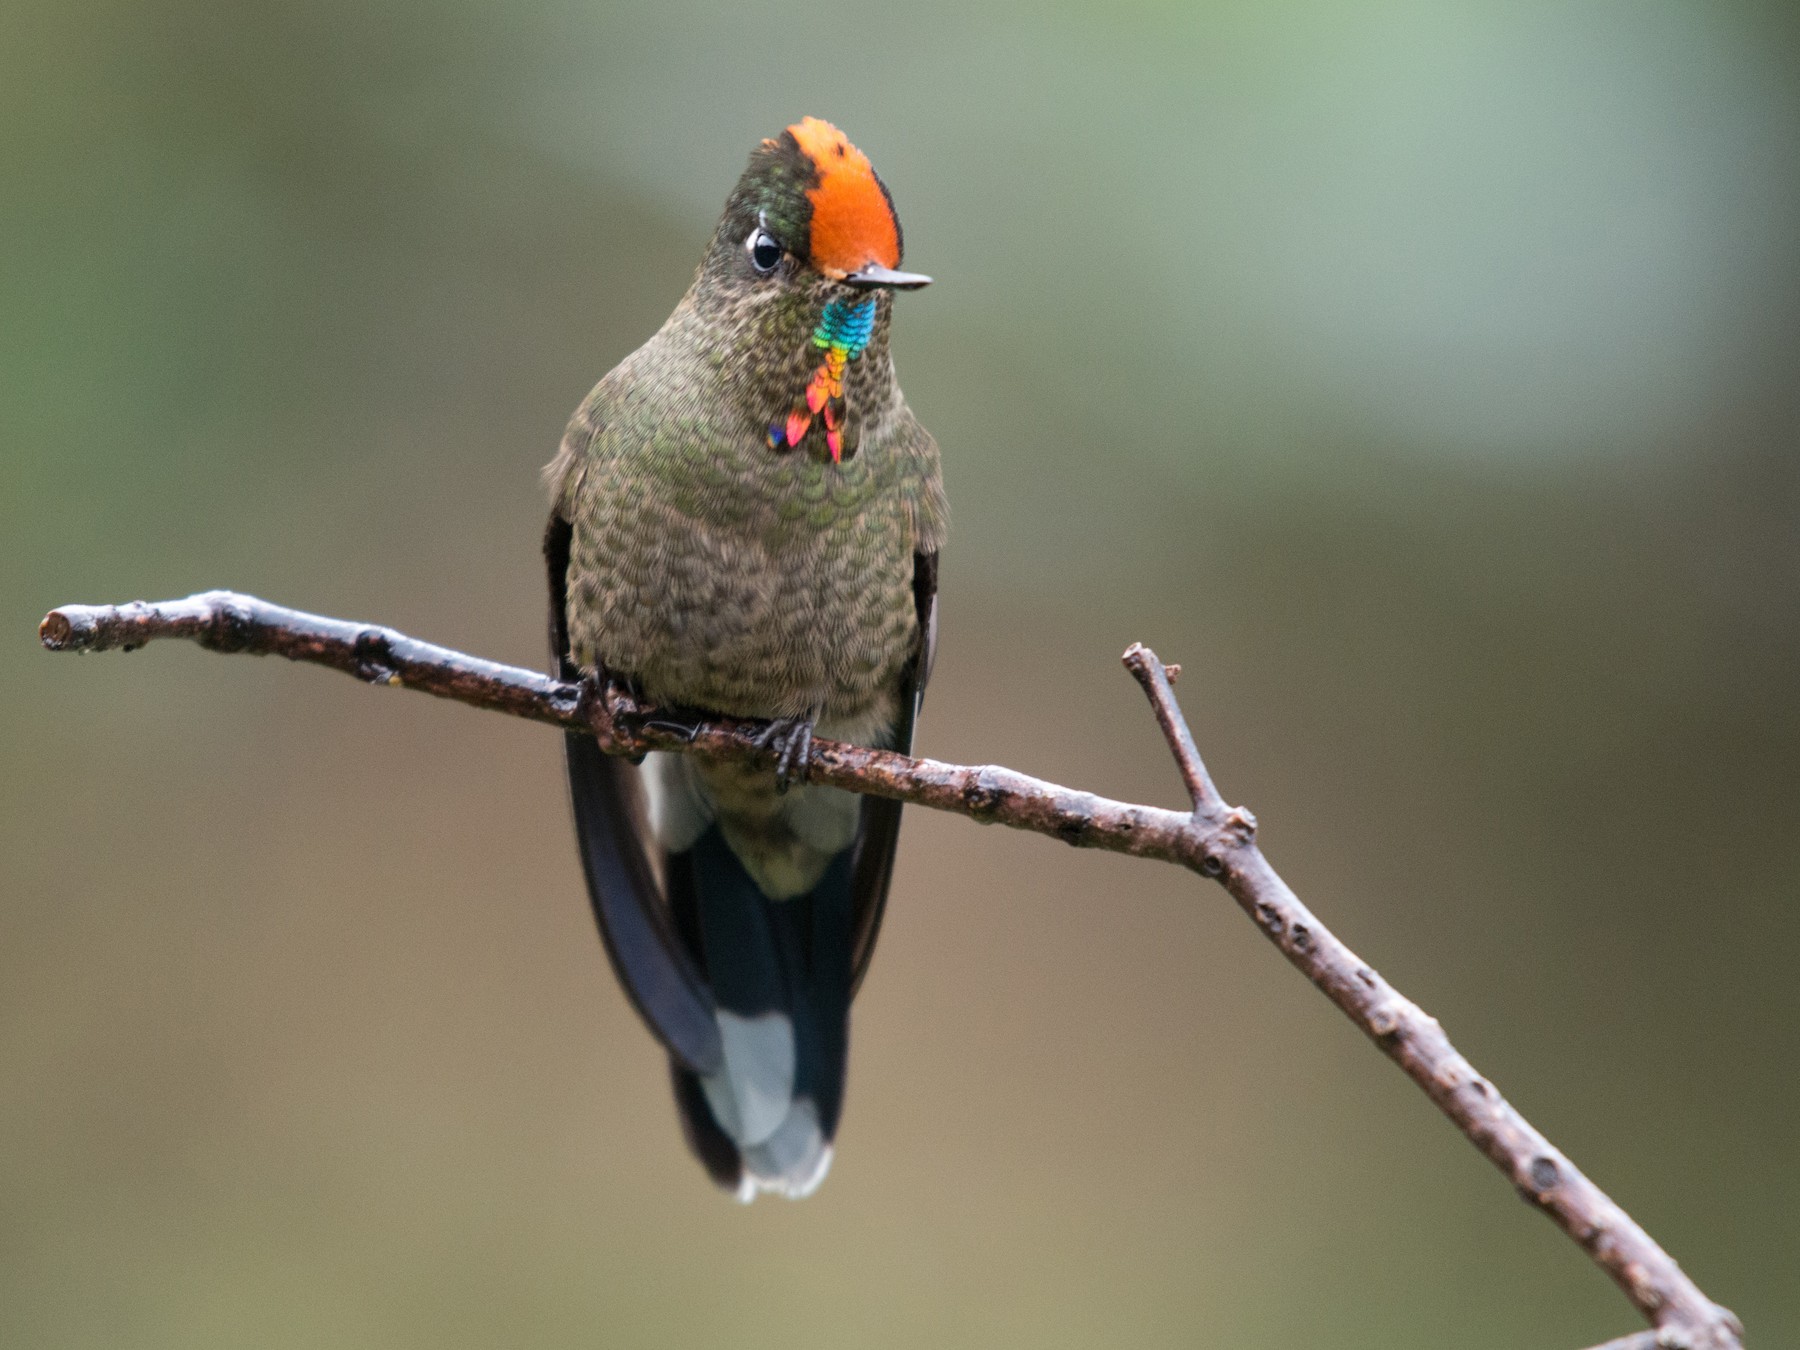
[
  {"x1": 696, "y1": 118, "x2": 928, "y2": 463},
  {"x1": 710, "y1": 116, "x2": 931, "y2": 294}
]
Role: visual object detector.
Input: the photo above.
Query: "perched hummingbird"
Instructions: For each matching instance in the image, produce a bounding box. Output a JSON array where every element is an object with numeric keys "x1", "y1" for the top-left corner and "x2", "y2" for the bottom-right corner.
[{"x1": 543, "y1": 118, "x2": 947, "y2": 1199}]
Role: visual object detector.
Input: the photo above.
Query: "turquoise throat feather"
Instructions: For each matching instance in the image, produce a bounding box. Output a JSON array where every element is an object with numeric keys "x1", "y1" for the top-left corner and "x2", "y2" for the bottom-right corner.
[{"x1": 767, "y1": 298, "x2": 878, "y2": 462}]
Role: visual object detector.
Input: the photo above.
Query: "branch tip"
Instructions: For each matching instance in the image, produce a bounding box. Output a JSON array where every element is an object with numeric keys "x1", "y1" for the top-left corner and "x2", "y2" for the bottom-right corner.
[
  {"x1": 39, "y1": 610, "x2": 73, "y2": 650},
  {"x1": 1121, "y1": 642, "x2": 1223, "y2": 815}
]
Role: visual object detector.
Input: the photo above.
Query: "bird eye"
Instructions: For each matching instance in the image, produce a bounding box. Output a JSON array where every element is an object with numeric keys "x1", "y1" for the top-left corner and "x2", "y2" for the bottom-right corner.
[{"x1": 747, "y1": 229, "x2": 784, "y2": 275}]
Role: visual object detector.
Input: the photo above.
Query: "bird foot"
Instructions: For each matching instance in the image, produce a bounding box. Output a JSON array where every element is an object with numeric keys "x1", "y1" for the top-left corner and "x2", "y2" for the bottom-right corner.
[
  {"x1": 584, "y1": 665, "x2": 702, "y2": 758},
  {"x1": 753, "y1": 714, "x2": 817, "y2": 792},
  {"x1": 576, "y1": 668, "x2": 629, "y2": 756}
]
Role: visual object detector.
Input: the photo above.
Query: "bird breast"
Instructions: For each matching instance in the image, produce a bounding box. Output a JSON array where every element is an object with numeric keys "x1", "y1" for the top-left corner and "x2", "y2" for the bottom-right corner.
[{"x1": 565, "y1": 432, "x2": 919, "y2": 743}]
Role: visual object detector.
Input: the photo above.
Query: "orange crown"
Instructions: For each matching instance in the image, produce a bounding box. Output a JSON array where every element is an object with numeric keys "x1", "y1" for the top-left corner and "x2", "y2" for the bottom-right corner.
[{"x1": 786, "y1": 117, "x2": 900, "y2": 278}]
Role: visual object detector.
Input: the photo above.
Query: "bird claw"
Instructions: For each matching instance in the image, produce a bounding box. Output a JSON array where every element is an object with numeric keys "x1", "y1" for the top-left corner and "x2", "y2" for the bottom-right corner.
[
  {"x1": 586, "y1": 665, "x2": 703, "y2": 755},
  {"x1": 597, "y1": 662, "x2": 645, "y2": 706},
  {"x1": 753, "y1": 714, "x2": 817, "y2": 792}
]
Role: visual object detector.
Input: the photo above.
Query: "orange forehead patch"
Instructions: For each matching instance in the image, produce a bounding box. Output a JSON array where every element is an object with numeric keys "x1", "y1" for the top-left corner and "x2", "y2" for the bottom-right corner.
[{"x1": 787, "y1": 117, "x2": 900, "y2": 277}]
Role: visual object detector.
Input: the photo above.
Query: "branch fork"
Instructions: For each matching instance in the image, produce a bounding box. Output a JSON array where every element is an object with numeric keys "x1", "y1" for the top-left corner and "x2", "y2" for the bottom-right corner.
[{"x1": 38, "y1": 593, "x2": 1743, "y2": 1350}]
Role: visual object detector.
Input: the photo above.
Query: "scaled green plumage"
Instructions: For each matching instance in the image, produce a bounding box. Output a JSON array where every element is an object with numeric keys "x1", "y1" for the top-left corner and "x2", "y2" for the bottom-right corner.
[{"x1": 548, "y1": 274, "x2": 945, "y2": 740}]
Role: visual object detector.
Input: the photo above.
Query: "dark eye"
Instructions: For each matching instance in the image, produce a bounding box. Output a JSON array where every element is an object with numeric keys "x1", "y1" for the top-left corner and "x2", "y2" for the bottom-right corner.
[{"x1": 747, "y1": 228, "x2": 784, "y2": 275}]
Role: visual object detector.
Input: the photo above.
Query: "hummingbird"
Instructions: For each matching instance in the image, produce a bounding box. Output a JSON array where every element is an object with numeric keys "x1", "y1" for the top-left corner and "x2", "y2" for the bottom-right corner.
[{"x1": 543, "y1": 118, "x2": 947, "y2": 1199}]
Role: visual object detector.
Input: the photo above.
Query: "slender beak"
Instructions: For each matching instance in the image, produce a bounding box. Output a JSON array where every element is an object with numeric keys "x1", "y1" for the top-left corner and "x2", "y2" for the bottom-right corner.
[{"x1": 843, "y1": 263, "x2": 933, "y2": 290}]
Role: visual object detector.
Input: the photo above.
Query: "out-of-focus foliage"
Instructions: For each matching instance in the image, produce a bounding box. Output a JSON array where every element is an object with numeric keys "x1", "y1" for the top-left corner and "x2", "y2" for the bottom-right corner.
[{"x1": 4, "y1": 2, "x2": 1796, "y2": 1346}]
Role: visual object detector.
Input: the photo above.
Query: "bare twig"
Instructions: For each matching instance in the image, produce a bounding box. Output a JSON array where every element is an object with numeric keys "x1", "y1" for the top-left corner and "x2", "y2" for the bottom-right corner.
[
  {"x1": 38, "y1": 592, "x2": 1744, "y2": 1350},
  {"x1": 1122, "y1": 644, "x2": 1223, "y2": 814}
]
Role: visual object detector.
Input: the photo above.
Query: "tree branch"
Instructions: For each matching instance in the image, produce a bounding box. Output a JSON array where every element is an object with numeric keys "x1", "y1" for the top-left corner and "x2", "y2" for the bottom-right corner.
[{"x1": 38, "y1": 592, "x2": 1744, "y2": 1349}]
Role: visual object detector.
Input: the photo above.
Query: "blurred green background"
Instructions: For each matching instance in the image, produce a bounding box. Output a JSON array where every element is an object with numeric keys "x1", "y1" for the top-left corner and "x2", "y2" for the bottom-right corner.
[{"x1": 5, "y1": 0, "x2": 1797, "y2": 1346}]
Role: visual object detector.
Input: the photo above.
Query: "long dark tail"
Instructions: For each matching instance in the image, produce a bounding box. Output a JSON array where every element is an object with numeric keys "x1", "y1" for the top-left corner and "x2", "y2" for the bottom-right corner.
[{"x1": 664, "y1": 826, "x2": 856, "y2": 1200}]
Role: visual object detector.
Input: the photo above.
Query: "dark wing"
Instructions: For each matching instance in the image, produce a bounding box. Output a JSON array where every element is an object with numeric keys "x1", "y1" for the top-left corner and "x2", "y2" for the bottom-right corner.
[
  {"x1": 546, "y1": 511, "x2": 722, "y2": 1074},
  {"x1": 846, "y1": 549, "x2": 939, "y2": 995}
]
